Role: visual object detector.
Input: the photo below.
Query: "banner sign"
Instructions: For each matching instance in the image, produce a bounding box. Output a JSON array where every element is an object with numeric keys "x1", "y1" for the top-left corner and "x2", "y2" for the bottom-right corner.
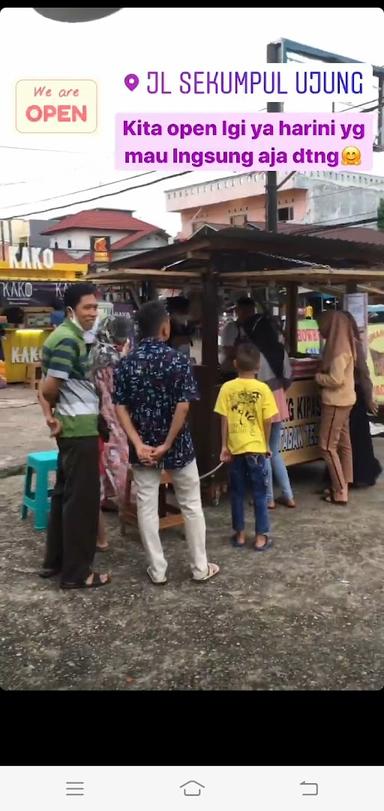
[
  {"x1": 367, "y1": 323, "x2": 384, "y2": 404},
  {"x1": 0, "y1": 281, "x2": 69, "y2": 306},
  {"x1": 281, "y1": 378, "x2": 322, "y2": 465},
  {"x1": 91, "y1": 236, "x2": 111, "y2": 263}
]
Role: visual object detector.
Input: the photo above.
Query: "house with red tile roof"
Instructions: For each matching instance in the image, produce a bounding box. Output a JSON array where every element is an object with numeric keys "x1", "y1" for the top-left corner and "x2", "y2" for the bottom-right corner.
[{"x1": 39, "y1": 207, "x2": 169, "y2": 264}]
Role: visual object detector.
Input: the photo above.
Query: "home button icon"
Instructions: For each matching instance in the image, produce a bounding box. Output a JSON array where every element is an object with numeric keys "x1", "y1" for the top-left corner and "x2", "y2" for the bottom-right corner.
[{"x1": 180, "y1": 780, "x2": 205, "y2": 797}]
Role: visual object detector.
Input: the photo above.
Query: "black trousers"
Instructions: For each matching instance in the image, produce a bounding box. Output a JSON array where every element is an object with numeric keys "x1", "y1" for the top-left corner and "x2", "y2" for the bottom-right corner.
[{"x1": 44, "y1": 436, "x2": 100, "y2": 584}]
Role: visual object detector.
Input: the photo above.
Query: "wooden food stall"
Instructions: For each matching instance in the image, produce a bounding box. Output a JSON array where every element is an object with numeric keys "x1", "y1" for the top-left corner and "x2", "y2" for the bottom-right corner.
[{"x1": 89, "y1": 227, "x2": 384, "y2": 502}]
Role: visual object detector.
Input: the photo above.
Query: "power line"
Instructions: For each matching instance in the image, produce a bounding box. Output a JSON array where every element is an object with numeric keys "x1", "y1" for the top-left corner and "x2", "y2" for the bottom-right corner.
[
  {"x1": 0, "y1": 144, "x2": 105, "y2": 155},
  {"x1": 332, "y1": 96, "x2": 377, "y2": 112},
  {"x1": 0, "y1": 154, "x2": 118, "y2": 188},
  {"x1": 0, "y1": 171, "x2": 157, "y2": 210},
  {"x1": 0, "y1": 170, "x2": 194, "y2": 220}
]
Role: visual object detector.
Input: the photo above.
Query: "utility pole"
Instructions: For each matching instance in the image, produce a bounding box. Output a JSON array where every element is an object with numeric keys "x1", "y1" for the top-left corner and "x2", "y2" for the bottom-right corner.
[
  {"x1": 265, "y1": 41, "x2": 283, "y2": 232},
  {"x1": 378, "y1": 77, "x2": 384, "y2": 150}
]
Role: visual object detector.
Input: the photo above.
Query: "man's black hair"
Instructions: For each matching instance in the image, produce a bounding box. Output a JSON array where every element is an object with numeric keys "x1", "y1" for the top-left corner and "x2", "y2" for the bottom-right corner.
[
  {"x1": 237, "y1": 295, "x2": 256, "y2": 308},
  {"x1": 64, "y1": 283, "x2": 97, "y2": 311},
  {"x1": 137, "y1": 300, "x2": 169, "y2": 339}
]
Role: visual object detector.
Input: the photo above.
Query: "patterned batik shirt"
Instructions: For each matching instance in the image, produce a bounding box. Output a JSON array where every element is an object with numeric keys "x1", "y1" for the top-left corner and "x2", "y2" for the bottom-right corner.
[{"x1": 113, "y1": 339, "x2": 199, "y2": 469}]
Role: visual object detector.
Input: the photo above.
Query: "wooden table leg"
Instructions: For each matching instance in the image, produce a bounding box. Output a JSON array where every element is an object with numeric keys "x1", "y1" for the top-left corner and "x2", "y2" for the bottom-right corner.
[{"x1": 158, "y1": 484, "x2": 167, "y2": 518}]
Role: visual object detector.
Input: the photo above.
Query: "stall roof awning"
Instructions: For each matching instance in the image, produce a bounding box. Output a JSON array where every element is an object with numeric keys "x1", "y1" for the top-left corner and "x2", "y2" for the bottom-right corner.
[
  {"x1": 88, "y1": 266, "x2": 384, "y2": 286},
  {"x1": 106, "y1": 226, "x2": 384, "y2": 272}
]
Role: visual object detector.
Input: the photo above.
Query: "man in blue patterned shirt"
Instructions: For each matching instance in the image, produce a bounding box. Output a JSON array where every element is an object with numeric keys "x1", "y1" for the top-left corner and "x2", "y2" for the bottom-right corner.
[{"x1": 114, "y1": 301, "x2": 219, "y2": 585}]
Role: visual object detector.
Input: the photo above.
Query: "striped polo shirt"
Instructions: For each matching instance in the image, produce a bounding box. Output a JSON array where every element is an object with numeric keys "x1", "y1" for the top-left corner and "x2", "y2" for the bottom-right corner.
[{"x1": 42, "y1": 318, "x2": 99, "y2": 438}]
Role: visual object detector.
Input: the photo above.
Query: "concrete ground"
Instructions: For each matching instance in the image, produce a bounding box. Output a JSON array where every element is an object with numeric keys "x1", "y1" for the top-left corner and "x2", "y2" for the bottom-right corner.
[
  {"x1": 1, "y1": 385, "x2": 384, "y2": 690},
  {"x1": 0, "y1": 384, "x2": 55, "y2": 476}
]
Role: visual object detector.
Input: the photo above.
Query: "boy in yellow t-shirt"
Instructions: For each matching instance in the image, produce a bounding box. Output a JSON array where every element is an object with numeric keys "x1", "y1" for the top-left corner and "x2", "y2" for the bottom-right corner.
[{"x1": 214, "y1": 343, "x2": 278, "y2": 550}]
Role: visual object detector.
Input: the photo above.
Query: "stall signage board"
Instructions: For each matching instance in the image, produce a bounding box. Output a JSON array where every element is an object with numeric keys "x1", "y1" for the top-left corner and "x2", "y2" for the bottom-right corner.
[
  {"x1": 113, "y1": 302, "x2": 135, "y2": 318},
  {"x1": 91, "y1": 236, "x2": 111, "y2": 263},
  {"x1": 297, "y1": 319, "x2": 320, "y2": 355},
  {"x1": 8, "y1": 246, "x2": 55, "y2": 270},
  {"x1": 367, "y1": 323, "x2": 384, "y2": 403},
  {"x1": 281, "y1": 378, "x2": 322, "y2": 465},
  {"x1": 0, "y1": 281, "x2": 69, "y2": 305}
]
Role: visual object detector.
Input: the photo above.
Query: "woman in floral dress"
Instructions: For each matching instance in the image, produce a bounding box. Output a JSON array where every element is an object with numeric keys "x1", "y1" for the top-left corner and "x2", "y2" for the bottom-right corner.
[{"x1": 89, "y1": 316, "x2": 132, "y2": 549}]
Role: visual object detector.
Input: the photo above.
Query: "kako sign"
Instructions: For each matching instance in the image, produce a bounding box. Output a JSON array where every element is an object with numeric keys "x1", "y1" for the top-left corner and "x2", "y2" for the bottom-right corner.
[{"x1": 8, "y1": 246, "x2": 54, "y2": 270}]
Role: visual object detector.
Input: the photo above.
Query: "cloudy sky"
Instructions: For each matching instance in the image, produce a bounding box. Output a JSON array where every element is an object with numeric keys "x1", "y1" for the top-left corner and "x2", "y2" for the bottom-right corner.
[{"x1": 0, "y1": 7, "x2": 383, "y2": 236}]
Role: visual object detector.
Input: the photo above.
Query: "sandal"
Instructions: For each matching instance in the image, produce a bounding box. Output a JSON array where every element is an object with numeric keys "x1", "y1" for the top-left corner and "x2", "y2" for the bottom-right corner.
[
  {"x1": 321, "y1": 495, "x2": 348, "y2": 506},
  {"x1": 276, "y1": 497, "x2": 296, "y2": 508},
  {"x1": 96, "y1": 543, "x2": 109, "y2": 552},
  {"x1": 60, "y1": 572, "x2": 112, "y2": 590},
  {"x1": 230, "y1": 534, "x2": 246, "y2": 548},
  {"x1": 193, "y1": 563, "x2": 220, "y2": 582},
  {"x1": 39, "y1": 567, "x2": 60, "y2": 579},
  {"x1": 254, "y1": 537, "x2": 273, "y2": 552}
]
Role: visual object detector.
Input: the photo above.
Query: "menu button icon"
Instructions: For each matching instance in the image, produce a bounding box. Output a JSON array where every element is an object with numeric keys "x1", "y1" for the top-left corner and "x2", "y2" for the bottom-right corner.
[{"x1": 66, "y1": 782, "x2": 85, "y2": 797}]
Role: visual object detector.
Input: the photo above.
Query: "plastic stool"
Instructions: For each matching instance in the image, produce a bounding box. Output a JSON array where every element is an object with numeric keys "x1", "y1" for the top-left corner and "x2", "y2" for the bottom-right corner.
[{"x1": 21, "y1": 450, "x2": 58, "y2": 531}]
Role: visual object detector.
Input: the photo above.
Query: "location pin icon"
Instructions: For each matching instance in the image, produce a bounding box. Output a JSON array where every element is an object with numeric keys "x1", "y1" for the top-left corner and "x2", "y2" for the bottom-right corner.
[{"x1": 124, "y1": 74, "x2": 139, "y2": 91}]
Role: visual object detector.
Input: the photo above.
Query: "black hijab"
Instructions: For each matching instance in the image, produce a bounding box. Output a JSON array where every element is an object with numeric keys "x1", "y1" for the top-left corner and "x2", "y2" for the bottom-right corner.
[{"x1": 243, "y1": 313, "x2": 285, "y2": 379}]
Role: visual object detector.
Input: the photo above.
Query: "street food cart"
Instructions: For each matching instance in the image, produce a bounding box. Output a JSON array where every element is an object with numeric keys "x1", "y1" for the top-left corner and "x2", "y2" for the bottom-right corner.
[
  {"x1": 0, "y1": 250, "x2": 88, "y2": 383},
  {"x1": 89, "y1": 227, "x2": 384, "y2": 503}
]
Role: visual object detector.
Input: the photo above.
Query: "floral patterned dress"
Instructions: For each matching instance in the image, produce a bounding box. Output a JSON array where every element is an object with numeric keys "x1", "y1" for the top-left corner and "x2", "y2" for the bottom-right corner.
[{"x1": 96, "y1": 365, "x2": 129, "y2": 509}]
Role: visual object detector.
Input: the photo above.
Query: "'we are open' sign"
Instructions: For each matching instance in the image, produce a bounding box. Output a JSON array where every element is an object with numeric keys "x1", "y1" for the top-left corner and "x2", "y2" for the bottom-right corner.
[{"x1": 16, "y1": 80, "x2": 97, "y2": 133}]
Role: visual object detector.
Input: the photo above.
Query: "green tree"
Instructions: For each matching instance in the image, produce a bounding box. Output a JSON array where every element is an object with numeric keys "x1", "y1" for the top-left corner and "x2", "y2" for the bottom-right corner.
[{"x1": 378, "y1": 199, "x2": 384, "y2": 230}]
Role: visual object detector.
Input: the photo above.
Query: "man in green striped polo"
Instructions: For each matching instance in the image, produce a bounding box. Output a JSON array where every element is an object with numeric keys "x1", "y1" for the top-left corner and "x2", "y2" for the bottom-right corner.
[{"x1": 38, "y1": 283, "x2": 111, "y2": 590}]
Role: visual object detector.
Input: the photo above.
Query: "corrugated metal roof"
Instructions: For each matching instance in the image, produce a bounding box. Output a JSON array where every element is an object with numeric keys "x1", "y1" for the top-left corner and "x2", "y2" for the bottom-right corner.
[
  {"x1": 191, "y1": 220, "x2": 384, "y2": 245},
  {"x1": 110, "y1": 225, "x2": 384, "y2": 271}
]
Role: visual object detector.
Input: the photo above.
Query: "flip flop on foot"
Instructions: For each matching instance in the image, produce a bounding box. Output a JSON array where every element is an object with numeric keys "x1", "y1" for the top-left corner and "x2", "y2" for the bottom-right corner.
[
  {"x1": 193, "y1": 563, "x2": 220, "y2": 582},
  {"x1": 230, "y1": 534, "x2": 246, "y2": 548},
  {"x1": 254, "y1": 536, "x2": 273, "y2": 552},
  {"x1": 268, "y1": 501, "x2": 276, "y2": 510},
  {"x1": 60, "y1": 572, "x2": 112, "y2": 590}
]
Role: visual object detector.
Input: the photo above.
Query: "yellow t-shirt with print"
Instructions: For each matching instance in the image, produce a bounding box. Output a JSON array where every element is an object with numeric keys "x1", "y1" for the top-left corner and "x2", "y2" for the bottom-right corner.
[{"x1": 214, "y1": 377, "x2": 278, "y2": 455}]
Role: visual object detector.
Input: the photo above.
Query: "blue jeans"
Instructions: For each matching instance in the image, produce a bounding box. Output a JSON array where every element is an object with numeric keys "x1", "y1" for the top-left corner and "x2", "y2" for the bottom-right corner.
[
  {"x1": 229, "y1": 453, "x2": 270, "y2": 536},
  {"x1": 266, "y1": 421, "x2": 294, "y2": 505}
]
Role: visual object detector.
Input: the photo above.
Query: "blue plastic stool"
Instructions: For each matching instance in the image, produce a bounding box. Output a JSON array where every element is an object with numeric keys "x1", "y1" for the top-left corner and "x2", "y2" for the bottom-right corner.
[{"x1": 21, "y1": 450, "x2": 58, "y2": 531}]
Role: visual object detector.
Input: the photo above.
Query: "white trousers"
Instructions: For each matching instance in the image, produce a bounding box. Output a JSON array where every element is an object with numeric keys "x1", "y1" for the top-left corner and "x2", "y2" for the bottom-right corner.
[{"x1": 132, "y1": 459, "x2": 209, "y2": 582}]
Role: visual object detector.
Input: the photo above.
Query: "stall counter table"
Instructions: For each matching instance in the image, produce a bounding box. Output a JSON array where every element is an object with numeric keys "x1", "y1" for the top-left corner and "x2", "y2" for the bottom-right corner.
[{"x1": 1, "y1": 328, "x2": 52, "y2": 383}]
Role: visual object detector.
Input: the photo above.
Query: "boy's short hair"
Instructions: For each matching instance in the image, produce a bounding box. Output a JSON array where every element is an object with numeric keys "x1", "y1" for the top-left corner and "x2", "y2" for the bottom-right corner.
[
  {"x1": 137, "y1": 300, "x2": 169, "y2": 338},
  {"x1": 236, "y1": 342, "x2": 260, "y2": 371}
]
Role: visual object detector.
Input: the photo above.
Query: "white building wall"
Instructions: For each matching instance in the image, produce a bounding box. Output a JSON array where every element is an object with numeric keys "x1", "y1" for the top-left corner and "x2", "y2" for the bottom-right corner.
[
  {"x1": 302, "y1": 180, "x2": 384, "y2": 226},
  {"x1": 48, "y1": 228, "x2": 131, "y2": 253},
  {"x1": 113, "y1": 232, "x2": 169, "y2": 263}
]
